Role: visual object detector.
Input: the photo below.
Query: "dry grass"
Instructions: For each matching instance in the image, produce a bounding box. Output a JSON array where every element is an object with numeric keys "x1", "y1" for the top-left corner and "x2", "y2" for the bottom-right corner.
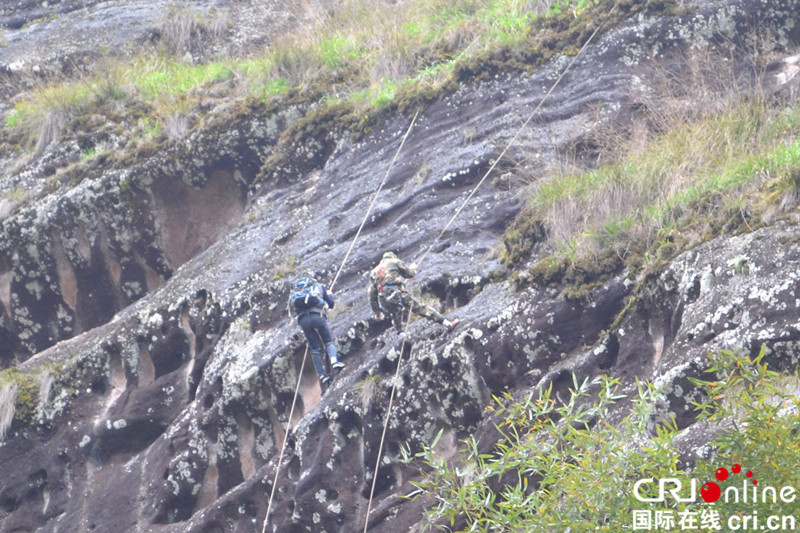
[
  {"x1": 164, "y1": 113, "x2": 190, "y2": 141},
  {"x1": 533, "y1": 101, "x2": 789, "y2": 259},
  {"x1": 355, "y1": 373, "x2": 382, "y2": 411},
  {"x1": 6, "y1": 83, "x2": 89, "y2": 153},
  {"x1": 507, "y1": 41, "x2": 800, "y2": 266},
  {"x1": 153, "y1": 5, "x2": 231, "y2": 59},
  {"x1": 34, "y1": 110, "x2": 68, "y2": 154},
  {"x1": 37, "y1": 371, "x2": 54, "y2": 415},
  {"x1": 0, "y1": 382, "x2": 18, "y2": 442}
]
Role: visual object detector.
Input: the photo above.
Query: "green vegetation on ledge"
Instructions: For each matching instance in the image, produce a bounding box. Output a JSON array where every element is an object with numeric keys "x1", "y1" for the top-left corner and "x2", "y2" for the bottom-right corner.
[
  {"x1": 503, "y1": 89, "x2": 800, "y2": 293},
  {"x1": 0, "y1": 368, "x2": 40, "y2": 438},
  {"x1": 2, "y1": 0, "x2": 680, "y2": 157}
]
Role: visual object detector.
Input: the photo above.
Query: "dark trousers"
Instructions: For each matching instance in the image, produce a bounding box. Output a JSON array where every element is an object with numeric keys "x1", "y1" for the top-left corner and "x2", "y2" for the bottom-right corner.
[
  {"x1": 298, "y1": 312, "x2": 338, "y2": 380},
  {"x1": 380, "y1": 287, "x2": 444, "y2": 333}
]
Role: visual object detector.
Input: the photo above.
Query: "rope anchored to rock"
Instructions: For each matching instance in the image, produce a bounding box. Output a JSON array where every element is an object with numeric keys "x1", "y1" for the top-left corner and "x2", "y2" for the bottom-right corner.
[
  {"x1": 261, "y1": 109, "x2": 419, "y2": 533},
  {"x1": 362, "y1": 15, "x2": 610, "y2": 532}
]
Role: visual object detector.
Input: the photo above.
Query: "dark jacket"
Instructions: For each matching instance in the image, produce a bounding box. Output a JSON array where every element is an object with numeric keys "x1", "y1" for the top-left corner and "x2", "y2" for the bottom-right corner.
[{"x1": 289, "y1": 283, "x2": 335, "y2": 317}]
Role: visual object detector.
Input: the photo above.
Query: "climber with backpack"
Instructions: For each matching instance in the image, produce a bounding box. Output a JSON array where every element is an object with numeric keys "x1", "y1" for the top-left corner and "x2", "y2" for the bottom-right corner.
[
  {"x1": 368, "y1": 251, "x2": 459, "y2": 335},
  {"x1": 289, "y1": 277, "x2": 344, "y2": 387}
]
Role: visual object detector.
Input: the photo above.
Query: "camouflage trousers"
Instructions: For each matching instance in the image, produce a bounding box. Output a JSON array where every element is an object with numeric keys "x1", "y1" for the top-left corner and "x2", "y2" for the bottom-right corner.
[{"x1": 380, "y1": 287, "x2": 443, "y2": 333}]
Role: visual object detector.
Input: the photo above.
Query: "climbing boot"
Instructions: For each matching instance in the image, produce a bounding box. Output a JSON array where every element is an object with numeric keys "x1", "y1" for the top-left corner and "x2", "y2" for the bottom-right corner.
[
  {"x1": 320, "y1": 375, "x2": 331, "y2": 387},
  {"x1": 332, "y1": 361, "x2": 345, "y2": 376},
  {"x1": 444, "y1": 318, "x2": 460, "y2": 331}
]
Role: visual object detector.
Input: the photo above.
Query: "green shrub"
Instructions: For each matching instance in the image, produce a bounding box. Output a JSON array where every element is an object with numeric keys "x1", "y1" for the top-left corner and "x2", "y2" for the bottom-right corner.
[
  {"x1": 689, "y1": 347, "x2": 800, "y2": 521},
  {"x1": 404, "y1": 347, "x2": 800, "y2": 531},
  {"x1": 405, "y1": 375, "x2": 680, "y2": 531}
]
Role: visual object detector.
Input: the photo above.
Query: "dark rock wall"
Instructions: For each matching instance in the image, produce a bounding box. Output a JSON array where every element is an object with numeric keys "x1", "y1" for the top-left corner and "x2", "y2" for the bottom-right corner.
[
  {"x1": 0, "y1": 1, "x2": 798, "y2": 532},
  {"x1": 0, "y1": 104, "x2": 301, "y2": 365}
]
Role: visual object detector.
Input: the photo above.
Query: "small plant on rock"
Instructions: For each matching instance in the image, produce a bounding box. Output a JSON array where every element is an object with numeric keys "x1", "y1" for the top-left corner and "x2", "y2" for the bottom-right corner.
[
  {"x1": 355, "y1": 373, "x2": 383, "y2": 411},
  {"x1": 689, "y1": 346, "x2": 800, "y2": 520},
  {"x1": 273, "y1": 256, "x2": 297, "y2": 280},
  {"x1": 0, "y1": 368, "x2": 39, "y2": 441}
]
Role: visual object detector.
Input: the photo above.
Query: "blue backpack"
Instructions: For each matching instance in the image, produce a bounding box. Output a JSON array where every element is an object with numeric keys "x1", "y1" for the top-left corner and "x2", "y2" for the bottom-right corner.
[{"x1": 290, "y1": 278, "x2": 325, "y2": 312}]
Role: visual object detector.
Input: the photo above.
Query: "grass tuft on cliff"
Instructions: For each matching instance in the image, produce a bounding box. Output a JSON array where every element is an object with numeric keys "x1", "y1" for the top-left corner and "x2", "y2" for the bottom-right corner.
[
  {"x1": 0, "y1": 368, "x2": 40, "y2": 440},
  {"x1": 502, "y1": 64, "x2": 800, "y2": 290}
]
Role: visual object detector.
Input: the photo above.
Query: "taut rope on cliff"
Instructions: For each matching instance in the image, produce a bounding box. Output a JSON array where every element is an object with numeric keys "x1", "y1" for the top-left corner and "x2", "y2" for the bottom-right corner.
[
  {"x1": 362, "y1": 13, "x2": 612, "y2": 532},
  {"x1": 261, "y1": 109, "x2": 420, "y2": 533}
]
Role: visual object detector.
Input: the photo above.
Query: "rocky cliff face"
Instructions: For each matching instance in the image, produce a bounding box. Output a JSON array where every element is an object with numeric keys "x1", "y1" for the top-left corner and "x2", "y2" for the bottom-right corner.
[{"x1": 1, "y1": 1, "x2": 799, "y2": 532}]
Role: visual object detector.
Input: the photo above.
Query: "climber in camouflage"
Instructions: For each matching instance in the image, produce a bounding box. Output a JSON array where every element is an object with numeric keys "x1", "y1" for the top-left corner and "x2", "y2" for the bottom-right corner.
[{"x1": 368, "y1": 251, "x2": 459, "y2": 334}]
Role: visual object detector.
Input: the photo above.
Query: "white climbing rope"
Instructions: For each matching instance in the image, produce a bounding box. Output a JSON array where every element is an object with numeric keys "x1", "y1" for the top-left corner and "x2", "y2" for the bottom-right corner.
[
  {"x1": 362, "y1": 17, "x2": 609, "y2": 532},
  {"x1": 417, "y1": 26, "x2": 604, "y2": 266},
  {"x1": 260, "y1": 110, "x2": 420, "y2": 533},
  {"x1": 330, "y1": 110, "x2": 420, "y2": 290},
  {"x1": 262, "y1": 344, "x2": 307, "y2": 532}
]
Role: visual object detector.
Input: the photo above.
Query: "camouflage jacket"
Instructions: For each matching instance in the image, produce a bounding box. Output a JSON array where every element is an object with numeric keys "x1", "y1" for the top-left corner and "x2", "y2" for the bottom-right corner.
[{"x1": 367, "y1": 257, "x2": 416, "y2": 313}]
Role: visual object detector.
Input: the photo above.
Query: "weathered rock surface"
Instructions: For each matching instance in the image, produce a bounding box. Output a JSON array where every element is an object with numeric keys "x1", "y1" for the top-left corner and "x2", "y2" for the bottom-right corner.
[{"x1": 0, "y1": 1, "x2": 799, "y2": 532}]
